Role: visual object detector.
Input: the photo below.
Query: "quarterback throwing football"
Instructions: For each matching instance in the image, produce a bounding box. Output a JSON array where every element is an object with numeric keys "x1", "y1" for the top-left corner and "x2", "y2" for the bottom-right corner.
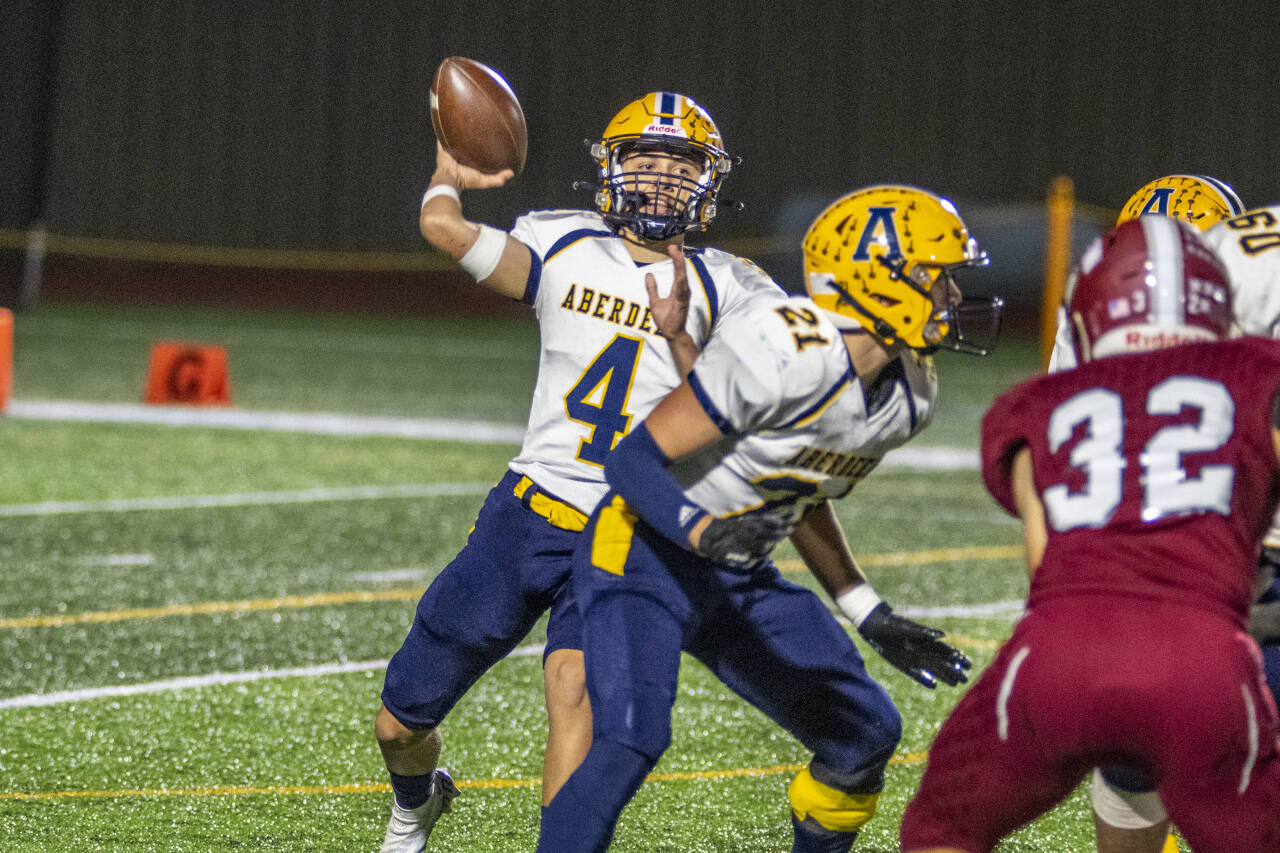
[{"x1": 374, "y1": 92, "x2": 790, "y2": 851}]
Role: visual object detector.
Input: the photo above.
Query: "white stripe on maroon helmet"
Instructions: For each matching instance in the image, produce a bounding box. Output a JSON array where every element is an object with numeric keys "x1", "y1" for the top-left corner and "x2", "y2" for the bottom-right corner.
[{"x1": 1141, "y1": 216, "x2": 1185, "y2": 329}]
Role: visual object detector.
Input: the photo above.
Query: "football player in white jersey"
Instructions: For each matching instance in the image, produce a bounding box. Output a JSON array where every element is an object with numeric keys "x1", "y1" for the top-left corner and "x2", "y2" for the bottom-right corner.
[
  {"x1": 374, "y1": 92, "x2": 789, "y2": 851},
  {"x1": 535, "y1": 186, "x2": 1002, "y2": 852},
  {"x1": 1209, "y1": 205, "x2": 1280, "y2": 693}
]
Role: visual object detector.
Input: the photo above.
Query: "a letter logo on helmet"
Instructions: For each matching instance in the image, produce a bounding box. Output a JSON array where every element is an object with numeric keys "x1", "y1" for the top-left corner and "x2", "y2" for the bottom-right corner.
[
  {"x1": 802, "y1": 185, "x2": 1002, "y2": 355},
  {"x1": 591, "y1": 92, "x2": 732, "y2": 242},
  {"x1": 1066, "y1": 217, "x2": 1232, "y2": 363},
  {"x1": 1116, "y1": 174, "x2": 1245, "y2": 233}
]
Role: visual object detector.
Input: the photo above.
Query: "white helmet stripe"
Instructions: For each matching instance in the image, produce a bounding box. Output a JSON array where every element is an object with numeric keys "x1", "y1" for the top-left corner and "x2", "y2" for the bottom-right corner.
[
  {"x1": 1192, "y1": 174, "x2": 1245, "y2": 215},
  {"x1": 1142, "y1": 217, "x2": 1185, "y2": 328}
]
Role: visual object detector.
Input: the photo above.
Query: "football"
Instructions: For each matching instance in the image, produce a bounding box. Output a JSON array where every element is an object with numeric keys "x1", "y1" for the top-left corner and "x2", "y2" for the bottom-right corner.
[{"x1": 430, "y1": 56, "x2": 528, "y2": 176}]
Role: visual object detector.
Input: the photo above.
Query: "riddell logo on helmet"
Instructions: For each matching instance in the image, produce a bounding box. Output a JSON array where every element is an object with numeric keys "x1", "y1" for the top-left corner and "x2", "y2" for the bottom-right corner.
[
  {"x1": 1122, "y1": 329, "x2": 1213, "y2": 350},
  {"x1": 643, "y1": 124, "x2": 685, "y2": 136}
]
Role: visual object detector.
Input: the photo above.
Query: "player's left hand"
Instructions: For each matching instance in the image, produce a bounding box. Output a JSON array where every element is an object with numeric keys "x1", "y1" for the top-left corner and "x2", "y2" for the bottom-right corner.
[
  {"x1": 856, "y1": 603, "x2": 971, "y2": 689},
  {"x1": 646, "y1": 245, "x2": 691, "y2": 340},
  {"x1": 698, "y1": 510, "x2": 792, "y2": 571}
]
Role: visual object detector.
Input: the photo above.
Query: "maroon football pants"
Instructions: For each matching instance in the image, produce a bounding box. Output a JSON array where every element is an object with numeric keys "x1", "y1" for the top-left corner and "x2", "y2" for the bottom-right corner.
[{"x1": 900, "y1": 596, "x2": 1280, "y2": 853}]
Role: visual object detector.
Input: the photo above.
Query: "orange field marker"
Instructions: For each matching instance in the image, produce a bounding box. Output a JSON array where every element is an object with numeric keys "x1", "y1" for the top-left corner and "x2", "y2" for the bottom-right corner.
[
  {"x1": 1041, "y1": 175, "x2": 1075, "y2": 372},
  {"x1": 0, "y1": 308, "x2": 12, "y2": 414},
  {"x1": 144, "y1": 342, "x2": 232, "y2": 405}
]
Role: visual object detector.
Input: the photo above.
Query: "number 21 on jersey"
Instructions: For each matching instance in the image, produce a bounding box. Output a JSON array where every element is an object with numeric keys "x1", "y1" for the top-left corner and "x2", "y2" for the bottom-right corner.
[
  {"x1": 1044, "y1": 376, "x2": 1235, "y2": 531},
  {"x1": 774, "y1": 304, "x2": 830, "y2": 351},
  {"x1": 565, "y1": 335, "x2": 642, "y2": 467}
]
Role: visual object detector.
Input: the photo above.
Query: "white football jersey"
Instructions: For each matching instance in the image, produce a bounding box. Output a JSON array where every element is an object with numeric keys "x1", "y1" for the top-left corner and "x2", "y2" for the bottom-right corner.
[
  {"x1": 1046, "y1": 304, "x2": 1077, "y2": 373},
  {"x1": 507, "y1": 209, "x2": 786, "y2": 513},
  {"x1": 1203, "y1": 206, "x2": 1280, "y2": 339},
  {"x1": 1204, "y1": 206, "x2": 1280, "y2": 547},
  {"x1": 670, "y1": 295, "x2": 937, "y2": 548}
]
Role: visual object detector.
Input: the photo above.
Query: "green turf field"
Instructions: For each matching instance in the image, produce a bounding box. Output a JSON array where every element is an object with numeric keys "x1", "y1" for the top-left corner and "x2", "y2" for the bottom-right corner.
[{"x1": 0, "y1": 303, "x2": 1183, "y2": 851}]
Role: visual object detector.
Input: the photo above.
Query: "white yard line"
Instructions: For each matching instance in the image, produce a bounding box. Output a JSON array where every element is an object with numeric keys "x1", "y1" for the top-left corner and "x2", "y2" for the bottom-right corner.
[
  {"x1": 7, "y1": 400, "x2": 528, "y2": 443},
  {"x1": 879, "y1": 446, "x2": 979, "y2": 471},
  {"x1": 5, "y1": 399, "x2": 977, "y2": 467},
  {"x1": 0, "y1": 482, "x2": 494, "y2": 517},
  {"x1": 0, "y1": 647, "x2": 545, "y2": 710},
  {"x1": 898, "y1": 600, "x2": 1025, "y2": 618},
  {"x1": 0, "y1": 601, "x2": 1021, "y2": 711}
]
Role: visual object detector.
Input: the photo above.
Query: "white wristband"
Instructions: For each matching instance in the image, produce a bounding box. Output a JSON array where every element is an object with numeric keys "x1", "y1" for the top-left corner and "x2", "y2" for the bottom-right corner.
[
  {"x1": 421, "y1": 184, "x2": 460, "y2": 208},
  {"x1": 836, "y1": 584, "x2": 883, "y2": 627},
  {"x1": 457, "y1": 223, "x2": 507, "y2": 282}
]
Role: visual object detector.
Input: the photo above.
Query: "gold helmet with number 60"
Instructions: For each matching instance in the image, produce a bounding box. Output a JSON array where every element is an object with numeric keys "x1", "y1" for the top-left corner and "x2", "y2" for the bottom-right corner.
[
  {"x1": 1116, "y1": 174, "x2": 1245, "y2": 232},
  {"x1": 803, "y1": 185, "x2": 1002, "y2": 354}
]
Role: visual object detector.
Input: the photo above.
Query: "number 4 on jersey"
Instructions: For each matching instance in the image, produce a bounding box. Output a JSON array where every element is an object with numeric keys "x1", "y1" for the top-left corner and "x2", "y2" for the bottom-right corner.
[{"x1": 566, "y1": 336, "x2": 642, "y2": 467}]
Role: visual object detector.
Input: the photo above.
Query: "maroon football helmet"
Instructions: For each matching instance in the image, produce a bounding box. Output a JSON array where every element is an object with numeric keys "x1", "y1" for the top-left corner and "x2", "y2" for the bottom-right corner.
[{"x1": 1066, "y1": 216, "x2": 1233, "y2": 363}]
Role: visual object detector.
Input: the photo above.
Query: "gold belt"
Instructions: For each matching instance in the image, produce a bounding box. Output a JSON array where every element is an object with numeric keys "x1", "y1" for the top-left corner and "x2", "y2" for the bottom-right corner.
[{"x1": 513, "y1": 476, "x2": 588, "y2": 532}]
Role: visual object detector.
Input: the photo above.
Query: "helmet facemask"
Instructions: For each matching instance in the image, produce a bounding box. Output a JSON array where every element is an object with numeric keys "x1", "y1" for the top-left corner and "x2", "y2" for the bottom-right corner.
[
  {"x1": 914, "y1": 263, "x2": 1004, "y2": 356},
  {"x1": 861, "y1": 254, "x2": 1002, "y2": 355},
  {"x1": 594, "y1": 141, "x2": 719, "y2": 241},
  {"x1": 590, "y1": 92, "x2": 732, "y2": 243}
]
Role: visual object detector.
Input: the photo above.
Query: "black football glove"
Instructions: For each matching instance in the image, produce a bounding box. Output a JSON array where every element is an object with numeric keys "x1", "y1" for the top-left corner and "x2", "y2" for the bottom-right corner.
[
  {"x1": 857, "y1": 602, "x2": 971, "y2": 689},
  {"x1": 698, "y1": 512, "x2": 792, "y2": 571},
  {"x1": 1250, "y1": 601, "x2": 1280, "y2": 644},
  {"x1": 1262, "y1": 545, "x2": 1280, "y2": 579},
  {"x1": 1249, "y1": 546, "x2": 1280, "y2": 643}
]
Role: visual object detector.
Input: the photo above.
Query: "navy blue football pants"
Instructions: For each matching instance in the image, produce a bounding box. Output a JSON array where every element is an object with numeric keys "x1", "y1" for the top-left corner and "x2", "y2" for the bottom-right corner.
[
  {"x1": 382, "y1": 469, "x2": 583, "y2": 730},
  {"x1": 537, "y1": 501, "x2": 901, "y2": 851}
]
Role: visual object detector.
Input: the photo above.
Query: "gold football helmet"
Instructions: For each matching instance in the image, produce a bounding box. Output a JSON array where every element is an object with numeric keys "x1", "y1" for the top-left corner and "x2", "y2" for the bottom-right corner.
[
  {"x1": 802, "y1": 185, "x2": 1001, "y2": 354},
  {"x1": 591, "y1": 92, "x2": 733, "y2": 241},
  {"x1": 1116, "y1": 174, "x2": 1245, "y2": 232}
]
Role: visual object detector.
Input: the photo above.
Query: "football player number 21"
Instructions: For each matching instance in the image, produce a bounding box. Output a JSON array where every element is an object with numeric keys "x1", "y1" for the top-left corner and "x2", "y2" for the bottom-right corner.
[
  {"x1": 567, "y1": 336, "x2": 642, "y2": 466},
  {"x1": 1044, "y1": 377, "x2": 1235, "y2": 532}
]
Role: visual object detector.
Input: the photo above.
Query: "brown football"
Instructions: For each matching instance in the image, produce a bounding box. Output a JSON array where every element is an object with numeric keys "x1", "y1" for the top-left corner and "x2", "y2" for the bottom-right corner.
[{"x1": 430, "y1": 56, "x2": 527, "y2": 175}]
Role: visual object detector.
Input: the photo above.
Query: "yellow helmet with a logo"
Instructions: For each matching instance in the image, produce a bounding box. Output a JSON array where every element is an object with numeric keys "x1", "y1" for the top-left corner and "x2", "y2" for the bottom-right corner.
[
  {"x1": 590, "y1": 92, "x2": 733, "y2": 241},
  {"x1": 803, "y1": 185, "x2": 1000, "y2": 354},
  {"x1": 1116, "y1": 175, "x2": 1245, "y2": 232}
]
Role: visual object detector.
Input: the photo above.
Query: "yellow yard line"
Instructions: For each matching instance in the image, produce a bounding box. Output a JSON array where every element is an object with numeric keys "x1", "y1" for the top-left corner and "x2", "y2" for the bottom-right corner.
[
  {"x1": 0, "y1": 753, "x2": 929, "y2": 801},
  {"x1": 943, "y1": 634, "x2": 1004, "y2": 652},
  {"x1": 776, "y1": 544, "x2": 1022, "y2": 573},
  {"x1": 2, "y1": 545, "x2": 1022, "y2": 630}
]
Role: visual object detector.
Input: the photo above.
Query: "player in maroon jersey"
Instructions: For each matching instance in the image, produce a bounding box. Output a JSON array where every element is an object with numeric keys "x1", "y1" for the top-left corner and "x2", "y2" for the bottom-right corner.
[{"x1": 899, "y1": 216, "x2": 1280, "y2": 853}]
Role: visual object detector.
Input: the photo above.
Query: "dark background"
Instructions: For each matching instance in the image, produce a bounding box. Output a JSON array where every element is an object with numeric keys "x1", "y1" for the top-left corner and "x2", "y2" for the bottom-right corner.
[{"x1": 2, "y1": 1, "x2": 1277, "y2": 310}]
